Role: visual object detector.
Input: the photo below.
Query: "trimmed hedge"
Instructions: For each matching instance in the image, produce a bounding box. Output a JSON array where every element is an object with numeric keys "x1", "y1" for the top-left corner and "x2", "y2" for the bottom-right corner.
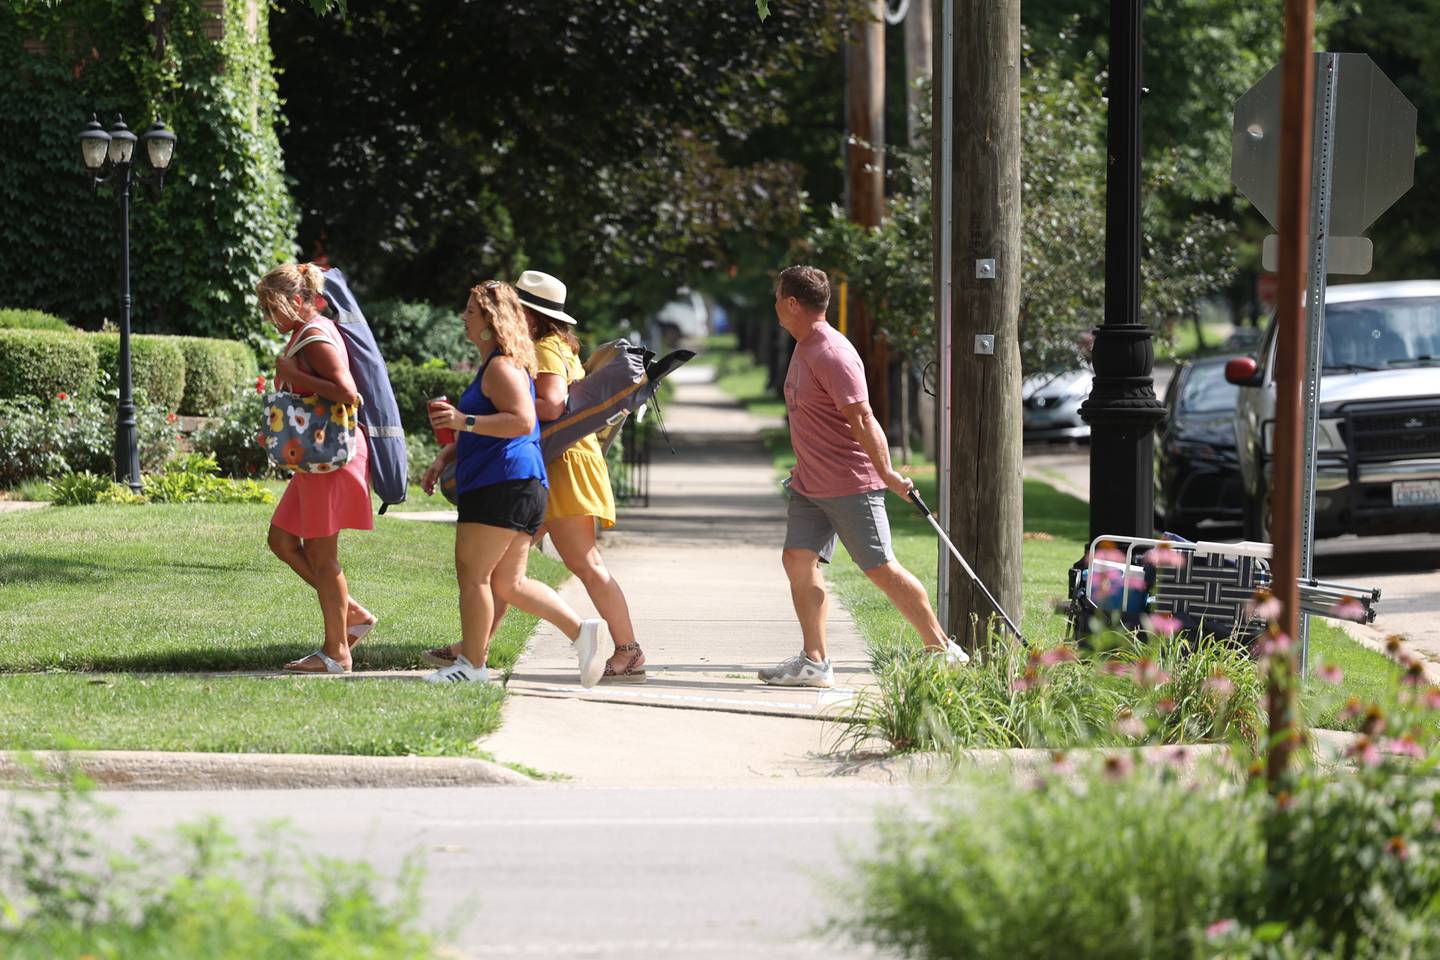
[
  {"x1": 389, "y1": 360, "x2": 474, "y2": 433},
  {"x1": 0, "y1": 329, "x2": 98, "y2": 401},
  {"x1": 172, "y1": 337, "x2": 259, "y2": 416},
  {"x1": 90, "y1": 334, "x2": 187, "y2": 413},
  {"x1": 0, "y1": 308, "x2": 70, "y2": 332}
]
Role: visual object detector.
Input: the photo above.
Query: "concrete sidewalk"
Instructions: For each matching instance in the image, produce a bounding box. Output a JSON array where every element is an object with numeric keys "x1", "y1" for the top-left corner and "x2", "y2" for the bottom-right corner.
[{"x1": 480, "y1": 364, "x2": 881, "y2": 785}]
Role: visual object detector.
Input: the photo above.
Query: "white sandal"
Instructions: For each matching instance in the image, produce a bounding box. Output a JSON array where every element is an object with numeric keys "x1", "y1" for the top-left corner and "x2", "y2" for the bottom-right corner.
[{"x1": 283, "y1": 650, "x2": 350, "y2": 674}]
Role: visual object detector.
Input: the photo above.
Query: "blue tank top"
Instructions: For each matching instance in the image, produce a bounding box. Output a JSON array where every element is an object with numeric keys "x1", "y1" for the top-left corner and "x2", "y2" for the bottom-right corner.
[{"x1": 454, "y1": 352, "x2": 548, "y2": 494}]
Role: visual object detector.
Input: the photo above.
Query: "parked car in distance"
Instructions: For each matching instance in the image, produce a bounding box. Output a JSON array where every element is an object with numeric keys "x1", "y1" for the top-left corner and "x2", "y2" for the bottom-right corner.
[
  {"x1": 1226, "y1": 280, "x2": 1440, "y2": 539},
  {"x1": 1022, "y1": 368, "x2": 1092, "y2": 441},
  {"x1": 1154, "y1": 355, "x2": 1244, "y2": 538}
]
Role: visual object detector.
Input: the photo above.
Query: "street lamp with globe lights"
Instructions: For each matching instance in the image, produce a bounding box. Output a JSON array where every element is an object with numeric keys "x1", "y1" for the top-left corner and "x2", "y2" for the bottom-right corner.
[{"x1": 77, "y1": 114, "x2": 177, "y2": 493}]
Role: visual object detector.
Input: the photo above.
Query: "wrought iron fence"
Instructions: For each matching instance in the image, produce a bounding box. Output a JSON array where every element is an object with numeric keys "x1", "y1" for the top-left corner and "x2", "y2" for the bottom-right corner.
[{"x1": 608, "y1": 414, "x2": 651, "y2": 507}]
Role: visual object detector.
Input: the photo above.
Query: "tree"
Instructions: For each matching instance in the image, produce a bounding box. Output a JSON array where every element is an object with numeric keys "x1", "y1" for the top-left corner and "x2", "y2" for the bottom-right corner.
[
  {"x1": 269, "y1": 0, "x2": 853, "y2": 329},
  {"x1": 806, "y1": 44, "x2": 1235, "y2": 379},
  {"x1": 0, "y1": 1, "x2": 295, "y2": 344}
]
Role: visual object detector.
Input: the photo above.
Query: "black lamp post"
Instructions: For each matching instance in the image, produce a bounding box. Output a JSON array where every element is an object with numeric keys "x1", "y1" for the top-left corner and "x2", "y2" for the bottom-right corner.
[
  {"x1": 1078, "y1": 0, "x2": 1165, "y2": 542},
  {"x1": 77, "y1": 114, "x2": 177, "y2": 493}
]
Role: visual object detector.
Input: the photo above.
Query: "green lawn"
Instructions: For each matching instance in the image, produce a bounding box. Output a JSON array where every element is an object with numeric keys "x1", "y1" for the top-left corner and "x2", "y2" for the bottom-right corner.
[
  {"x1": 707, "y1": 342, "x2": 1405, "y2": 731},
  {"x1": 0, "y1": 502, "x2": 567, "y2": 756}
]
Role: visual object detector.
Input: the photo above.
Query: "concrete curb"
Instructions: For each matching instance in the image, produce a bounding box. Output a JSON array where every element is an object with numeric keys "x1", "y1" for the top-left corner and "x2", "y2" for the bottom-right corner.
[
  {"x1": 0, "y1": 750, "x2": 532, "y2": 791},
  {"x1": 1337, "y1": 618, "x2": 1440, "y2": 684}
]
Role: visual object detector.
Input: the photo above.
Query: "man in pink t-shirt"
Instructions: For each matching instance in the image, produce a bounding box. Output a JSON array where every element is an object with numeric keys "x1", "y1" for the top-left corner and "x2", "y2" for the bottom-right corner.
[{"x1": 758, "y1": 266, "x2": 970, "y2": 689}]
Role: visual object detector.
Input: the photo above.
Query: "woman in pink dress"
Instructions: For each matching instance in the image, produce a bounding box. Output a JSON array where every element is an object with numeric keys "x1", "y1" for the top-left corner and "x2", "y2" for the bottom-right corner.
[{"x1": 260, "y1": 263, "x2": 377, "y2": 674}]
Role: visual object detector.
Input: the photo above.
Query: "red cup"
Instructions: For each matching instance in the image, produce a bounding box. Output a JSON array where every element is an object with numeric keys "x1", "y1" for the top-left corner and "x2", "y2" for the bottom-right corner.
[{"x1": 428, "y1": 396, "x2": 457, "y2": 446}]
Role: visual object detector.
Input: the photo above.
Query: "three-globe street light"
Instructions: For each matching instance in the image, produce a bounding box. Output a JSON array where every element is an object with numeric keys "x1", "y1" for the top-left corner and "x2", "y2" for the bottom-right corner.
[{"x1": 77, "y1": 114, "x2": 177, "y2": 493}]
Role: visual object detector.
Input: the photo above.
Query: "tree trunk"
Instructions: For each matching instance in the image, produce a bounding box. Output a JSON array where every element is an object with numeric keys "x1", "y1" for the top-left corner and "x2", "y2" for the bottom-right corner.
[
  {"x1": 905, "y1": 0, "x2": 932, "y2": 148},
  {"x1": 846, "y1": 1, "x2": 890, "y2": 430},
  {"x1": 934, "y1": 0, "x2": 1024, "y2": 646}
]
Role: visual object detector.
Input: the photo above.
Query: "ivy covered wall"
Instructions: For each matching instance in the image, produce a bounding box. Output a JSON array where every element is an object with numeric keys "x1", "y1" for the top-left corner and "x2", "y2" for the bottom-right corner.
[{"x1": 0, "y1": 1, "x2": 295, "y2": 345}]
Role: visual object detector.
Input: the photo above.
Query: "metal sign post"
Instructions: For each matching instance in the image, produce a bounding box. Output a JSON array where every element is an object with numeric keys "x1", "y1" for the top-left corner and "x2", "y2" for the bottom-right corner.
[
  {"x1": 1296, "y1": 53, "x2": 1340, "y2": 671},
  {"x1": 936, "y1": 0, "x2": 955, "y2": 627},
  {"x1": 1232, "y1": 52, "x2": 1417, "y2": 674}
]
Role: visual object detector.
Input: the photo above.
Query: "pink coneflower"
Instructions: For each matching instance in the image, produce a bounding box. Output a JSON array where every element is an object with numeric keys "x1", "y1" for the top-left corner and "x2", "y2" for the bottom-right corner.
[
  {"x1": 1362, "y1": 706, "x2": 1386, "y2": 737},
  {"x1": 1039, "y1": 646, "x2": 1077, "y2": 667},
  {"x1": 1247, "y1": 590, "x2": 1282, "y2": 621},
  {"x1": 1347, "y1": 736, "x2": 1382, "y2": 767},
  {"x1": 1156, "y1": 697, "x2": 1177, "y2": 716},
  {"x1": 1144, "y1": 613, "x2": 1183, "y2": 638},
  {"x1": 1133, "y1": 658, "x2": 1171, "y2": 688},
  {"x1": 1425, "y1": 688, "x2": 1440, "y2": 711},
  {"x1": 1329, "y1": 596, "x2": 1366, "y2": 622},
  {"x1": 1124, "y1": 574, "x2": 1148, "y2": 594},
  {"x1": 1012, "y1": 668, "x2": 1041, "y2": 693},
  {"x1": 1163, "y1": 745, "x2": 1189, "y2": 768},
  {"x1": 1049, "y1": 751, "x2": 1074, "y2": 776},
  {"x1": 1386, "y1": 634, "x2": 1405, "y2": 659},
  {"x1": 1339, "y1": 697, "x2": 1363, "y2": 721},
  {"x1": 1143, "y1": 543, "x2": 1185, "y2": 568},
  {"x1": 1203, "y1": 673, "x2": 1235, "y2": 699},
  {"x1": 1205, "y1": 919, "x2": 1237, "y2": 940},
  {"x1": 1317, "y1": 663, "x2": 1343, "y2": 685},
  {"x1": 1102, "y1": 754, "x2": 1134, "y2": 781},
  {"x1": 1275, "y1": 791, "x2": 1296, "y2": 812},
  {"x1": 1386, "y1": 836, "x2": 1409, "y2": 861},
  {"x1": 1094, "y1": 545, "x2": 1125, "y2": 564},
  {"x1": 1382, "y1": 736, "x2": 1426, "y2": 760},
  {"x1": 1113, "y1": 710, "x2": 1146, "y2": 739},
  {"x1": 1256, "y1": 631, "x2": 1293, "y2": 658},
  {"x1": 1103, "y1": 660, "x2": 1133, "y2": 678}
]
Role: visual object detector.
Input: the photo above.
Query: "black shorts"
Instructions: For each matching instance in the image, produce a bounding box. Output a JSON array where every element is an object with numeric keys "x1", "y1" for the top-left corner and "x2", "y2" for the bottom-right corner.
[{"x1": 456, "y1": 478, "x2": 548, "y2": 534}]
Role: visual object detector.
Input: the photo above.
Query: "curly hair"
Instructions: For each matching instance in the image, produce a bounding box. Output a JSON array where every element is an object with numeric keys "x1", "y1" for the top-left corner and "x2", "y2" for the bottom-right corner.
[
  {"x1": 470, "y1": 282, "x2": 538, "y2": 378},
  {"x1": 258, "y1": 262, "x2": 326, "y2": 329}
]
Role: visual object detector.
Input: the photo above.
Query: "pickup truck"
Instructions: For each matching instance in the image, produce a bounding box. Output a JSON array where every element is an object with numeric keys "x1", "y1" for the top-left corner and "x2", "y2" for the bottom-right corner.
[{"x1": 1225, "y1": 280, "x2": 1440, "y2": 539}]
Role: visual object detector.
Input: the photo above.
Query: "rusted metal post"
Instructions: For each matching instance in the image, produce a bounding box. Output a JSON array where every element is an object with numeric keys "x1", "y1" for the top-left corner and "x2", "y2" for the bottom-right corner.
[{"x1": 1266, "y1": 0, "x2": 1315, "y2": 791}]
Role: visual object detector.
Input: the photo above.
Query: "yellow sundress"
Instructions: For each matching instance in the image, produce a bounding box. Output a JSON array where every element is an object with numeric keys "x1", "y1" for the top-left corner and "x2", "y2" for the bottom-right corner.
[{"x1": 536, "y1": 334, "x2": 617, "y2": 528}]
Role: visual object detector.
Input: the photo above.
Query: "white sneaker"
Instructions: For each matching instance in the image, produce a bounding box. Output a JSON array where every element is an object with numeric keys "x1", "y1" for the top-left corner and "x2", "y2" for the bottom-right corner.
[
  {"x1": 575, "y1": 619, "x2": 608, "y2": 689},
  {"x1": 758, "y1": 654, "x2": 834, "y2": 688},
  {"x1": 424, "y1": 654, "x2": 489, "y2": 684},
  {"x1": 938, "y1": 638, "x2": 971, "y2": 665}
]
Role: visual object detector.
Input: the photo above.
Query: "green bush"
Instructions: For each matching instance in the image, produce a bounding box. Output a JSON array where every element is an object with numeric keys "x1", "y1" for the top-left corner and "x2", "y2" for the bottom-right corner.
[
  {"x1": 190, "y1": 386, "x2": 274, "y2": 479},
  {"x1": 367, "y1": 298, "x2": 472, "y2": 366},
  {"x1": 47, "y1": 471, "x2": 115, "y2": 506},
  {"x1": 170, "y1": 336, "x2": 259, "y2": 416},
  {"x1": 0, "y1": 767, "x2": 442, "y2": 959},
  {"x1": 0, "y1": 329, "x2": 99, "y2": 401},
  {"x1": 388, "y1": 359, "x2": 474, "y2": 434},
  {"x1": 836, "y1": 765, "x2": 1266, "y2": 960},
  {"x1": 0, "y1": 308, "x2": 69, "y2": 332},
  {"x1": 840, "y1": 630, "x2": 1263, "y2": 754},
  {"x1": 141, "y1": 454, "x2": 275, "y2": 505},
  {"x1": 0, "y1": 394, "x2": 177, "y2": 486},
  {"x1": 89, "y1": 333, "x2": 187, "y2": 413}
]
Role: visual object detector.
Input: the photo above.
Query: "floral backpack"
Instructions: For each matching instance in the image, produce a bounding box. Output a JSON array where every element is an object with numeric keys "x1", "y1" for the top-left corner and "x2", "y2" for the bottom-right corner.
[{"x1": 259, "y1": 322, "x2": 361, "y2": 474}]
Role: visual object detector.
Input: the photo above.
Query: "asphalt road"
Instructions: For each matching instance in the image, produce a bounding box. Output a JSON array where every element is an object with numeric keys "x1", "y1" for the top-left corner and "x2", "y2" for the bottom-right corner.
[
  {"x1": 1022, "y1": 443, "x2": 1440, "y2": 664},
  {"x1": 79, "y1": 785, "x2": 921, "y2": 959}
]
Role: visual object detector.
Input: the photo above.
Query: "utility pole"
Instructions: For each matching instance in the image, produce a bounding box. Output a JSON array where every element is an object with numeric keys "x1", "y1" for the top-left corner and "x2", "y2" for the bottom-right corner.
[
  {"x1": 845, "y1": 0, "x2": 890, "y2": 429},
  {"x1": 933, "y1": 0, "x2": 1024, "y2": 644},
  {"x1": 1078, "y1": 0, "x2": 1166, "y2": 542},
  {"x1": 905, "y1": 0, "x2": 933, "y2": 463}
]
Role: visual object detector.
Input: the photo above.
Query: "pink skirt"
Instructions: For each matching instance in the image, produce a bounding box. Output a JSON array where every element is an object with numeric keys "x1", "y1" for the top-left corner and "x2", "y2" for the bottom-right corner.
[{"x1": 271, "y1": 428, "x2": 374, "y2": 539}]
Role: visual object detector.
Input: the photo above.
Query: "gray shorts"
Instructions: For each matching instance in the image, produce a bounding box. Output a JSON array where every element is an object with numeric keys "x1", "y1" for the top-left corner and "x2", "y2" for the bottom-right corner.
[{"x1": 784, "y1": 485, "x2": 894, "y2": 571}]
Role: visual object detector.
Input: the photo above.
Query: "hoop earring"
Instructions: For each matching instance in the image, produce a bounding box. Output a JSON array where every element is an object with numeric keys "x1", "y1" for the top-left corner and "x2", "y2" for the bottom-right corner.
[{"x1": 479, "y1": 328, "x2": 494, "y2": 342}]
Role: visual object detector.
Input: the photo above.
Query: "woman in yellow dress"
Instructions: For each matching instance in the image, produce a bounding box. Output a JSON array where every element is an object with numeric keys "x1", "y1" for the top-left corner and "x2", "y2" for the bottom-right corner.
[{"x1": 425, "y1": 271, "x2": 645, "y2": 681}]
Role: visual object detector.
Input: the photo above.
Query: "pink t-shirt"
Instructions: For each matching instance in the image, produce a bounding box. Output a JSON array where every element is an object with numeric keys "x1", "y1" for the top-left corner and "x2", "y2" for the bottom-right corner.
[{"x1": 783, "y1": 322, "x2": 884, "y2": 498}]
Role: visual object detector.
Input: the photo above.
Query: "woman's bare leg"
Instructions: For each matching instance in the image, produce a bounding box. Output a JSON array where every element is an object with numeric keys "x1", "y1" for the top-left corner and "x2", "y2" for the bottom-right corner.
[
  {"x1": 267, "y1": 524, "x2": 373, "y2": 633},
  {"x1": 545, "y1": 515, "x2": 641, "y2": 670},
  {"x1": 454, "y1": 524, "x2": 525, "y2": 668},
  {"x1": 490, "y1": 533, "x2": 583, "y2": 640},
  {"x1": 283, "y1": 532, "x2": 350, "y2": 671}
]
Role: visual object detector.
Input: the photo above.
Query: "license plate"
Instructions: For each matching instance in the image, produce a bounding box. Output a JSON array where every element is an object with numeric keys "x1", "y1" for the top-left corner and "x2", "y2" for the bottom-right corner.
[{"x1": 1392, "y1": 479, "x2": 1440, "y2": 507}]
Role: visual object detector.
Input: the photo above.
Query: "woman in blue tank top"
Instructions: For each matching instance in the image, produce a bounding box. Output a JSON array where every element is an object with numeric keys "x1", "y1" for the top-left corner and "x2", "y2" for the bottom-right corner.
[{"x1": 419, "y1": 282, "x2": 609, "y2": 685}]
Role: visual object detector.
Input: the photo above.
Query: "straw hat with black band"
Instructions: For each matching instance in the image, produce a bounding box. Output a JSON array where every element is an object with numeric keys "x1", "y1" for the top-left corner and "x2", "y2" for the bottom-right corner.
[{"x1": 514, "y1": 270, "x2": 576, "y2": 325}]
